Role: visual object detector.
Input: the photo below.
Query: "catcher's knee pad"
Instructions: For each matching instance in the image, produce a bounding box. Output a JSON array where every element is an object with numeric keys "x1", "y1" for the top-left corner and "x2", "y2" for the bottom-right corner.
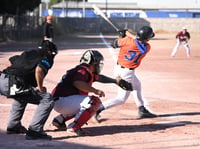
[{"x1": 71, "y1": 96, "x2": 101, "y2": 131}]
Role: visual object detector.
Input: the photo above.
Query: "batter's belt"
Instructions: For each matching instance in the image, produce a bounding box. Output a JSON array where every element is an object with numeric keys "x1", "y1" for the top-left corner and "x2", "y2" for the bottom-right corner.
[{"x1": 117, "y1": 62, "x2": 135, "y2": 70}]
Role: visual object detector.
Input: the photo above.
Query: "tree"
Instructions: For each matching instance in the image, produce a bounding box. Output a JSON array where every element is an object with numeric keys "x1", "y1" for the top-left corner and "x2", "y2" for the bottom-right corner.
[
  {"x1": 0, "y1": 0, "x2": 41, "y2": 15},
  {"x1": 49, "y1": 0, "x2": 62, "y2": 7}
]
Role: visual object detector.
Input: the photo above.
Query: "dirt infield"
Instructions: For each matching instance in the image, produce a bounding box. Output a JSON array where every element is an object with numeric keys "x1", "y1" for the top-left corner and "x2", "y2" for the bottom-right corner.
[{"x1": 0, "y1": 32, "x2": 200, "y2": 149}]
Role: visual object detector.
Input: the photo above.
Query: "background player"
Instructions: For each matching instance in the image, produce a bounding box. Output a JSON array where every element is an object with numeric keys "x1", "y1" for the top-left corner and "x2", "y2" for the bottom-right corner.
[
  {"x1": 94, "y1": 26, "x2": 157, "y2": 122},
  {"x1": 51, "y1": 50, "x2": 132, "y2": 136},
  {"x1": 43, "y1": 15, "x2": 54, "y2": 42},
  {"x1": 171, "y1": 26, "x2": 191, "y2": 58}
]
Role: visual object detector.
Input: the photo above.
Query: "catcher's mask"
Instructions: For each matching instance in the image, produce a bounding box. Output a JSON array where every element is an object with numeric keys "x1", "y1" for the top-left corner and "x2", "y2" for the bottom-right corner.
[
  {"x1": 38, "y1": 40, "x2": 58, "y2": 57},
  {"x1": 137, "y1": 26, "x2": 155, "y2": 41},
  {"x1": 80, "y1": 50, "x2": 104, "y2": 74}
]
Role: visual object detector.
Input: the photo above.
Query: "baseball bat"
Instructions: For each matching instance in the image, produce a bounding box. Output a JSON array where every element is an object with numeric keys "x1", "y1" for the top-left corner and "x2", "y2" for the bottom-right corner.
[{"x1": 92, "y1": 4, "x2": 119, "y2": 31}]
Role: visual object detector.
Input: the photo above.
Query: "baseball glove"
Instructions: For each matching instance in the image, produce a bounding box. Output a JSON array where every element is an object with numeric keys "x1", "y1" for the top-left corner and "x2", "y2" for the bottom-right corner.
[{"x1": 116, "y1": 77, "x2": 133, "y2": 91}]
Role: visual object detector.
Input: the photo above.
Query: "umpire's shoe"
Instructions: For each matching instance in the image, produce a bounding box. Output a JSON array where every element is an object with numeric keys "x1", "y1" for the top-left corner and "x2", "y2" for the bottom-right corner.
[
  {"x1": 26, "y1": 129, "x2": 52, "y2": 140},
  {"x1": 138, "y1": 106, "x2": 157, "y2": 119},
  {"x1": 7, "y1": 125, "x2": 27, "y2": 134}
]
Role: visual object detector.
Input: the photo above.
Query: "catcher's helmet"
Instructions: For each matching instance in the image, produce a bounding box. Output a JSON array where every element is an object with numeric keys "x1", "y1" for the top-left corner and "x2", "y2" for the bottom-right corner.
[
  {"x1": 137, "y1": 26, "x2": 155, "y2": 41},
  {"x1": 80, "y1": 50, "x2": 104, "y2": 74},
  {"x1": 39, "y1": 40, "x2": 58, "y2": 56}
]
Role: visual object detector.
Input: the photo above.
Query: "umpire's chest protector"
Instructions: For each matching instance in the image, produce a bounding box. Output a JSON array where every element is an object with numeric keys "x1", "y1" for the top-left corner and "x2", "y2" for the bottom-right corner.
[{"x1": 4, "y1": 49, "x2": 51, "y2": 87}]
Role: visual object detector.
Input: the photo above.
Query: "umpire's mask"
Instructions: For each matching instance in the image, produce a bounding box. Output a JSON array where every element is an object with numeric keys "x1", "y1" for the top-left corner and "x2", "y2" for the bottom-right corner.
[{"x1": 38, "y1": 40, "x2": 58, "y2": 58}]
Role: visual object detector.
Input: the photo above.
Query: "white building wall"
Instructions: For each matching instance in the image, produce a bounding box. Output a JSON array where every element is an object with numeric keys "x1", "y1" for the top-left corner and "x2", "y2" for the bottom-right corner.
[{"x1": 88, "y1": 0, "x2": 200, "y2": 9}]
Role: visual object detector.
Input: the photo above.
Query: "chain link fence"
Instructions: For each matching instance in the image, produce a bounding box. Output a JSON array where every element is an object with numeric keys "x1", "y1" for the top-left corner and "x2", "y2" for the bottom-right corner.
[
  {"x1": 0, "y1": 15, "x2": 44, "y2": 41},
  {"x1": 0, "y1": 15, "x2": 151, "y2": 42}
]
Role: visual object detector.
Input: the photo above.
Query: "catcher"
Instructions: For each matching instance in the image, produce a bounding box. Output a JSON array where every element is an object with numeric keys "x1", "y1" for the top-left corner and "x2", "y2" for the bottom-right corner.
[
  {"x1": 51, "y1": 50, "x2": 132, "y2": 136},
  {"x1": 171, "y1": 26, "x2": 191, "y2": 58}
]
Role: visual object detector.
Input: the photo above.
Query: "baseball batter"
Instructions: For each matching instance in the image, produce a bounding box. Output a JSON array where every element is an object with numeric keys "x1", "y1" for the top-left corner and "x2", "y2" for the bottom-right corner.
[
  {"x1": 94, "y1": 26, "x2": 157, "y2": 121},
  {"x1": 51, "y1": 50, "x2": 132, "y2": 136},
  {"x1": 171, "y1": 26, "x2": 191, "y2": 58}
]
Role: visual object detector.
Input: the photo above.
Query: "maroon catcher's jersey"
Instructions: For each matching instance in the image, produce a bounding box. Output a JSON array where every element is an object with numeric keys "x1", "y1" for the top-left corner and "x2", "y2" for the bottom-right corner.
[{"x1": 51, "y1": 63, "x2": 98, "y2": 97}]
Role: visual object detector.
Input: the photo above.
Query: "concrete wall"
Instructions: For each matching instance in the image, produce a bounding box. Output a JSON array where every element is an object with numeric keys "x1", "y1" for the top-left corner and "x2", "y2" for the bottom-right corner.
[
  {"x1": 1, "y1": 16, "x2": 199, "y2": 41},
  {"x1": 147, "y1": 18, "x2": 200, "y2": 33},
  {"x1": 55, "y1": 18, "x2": 200, "y2": 35},
  {"x1": 56, "y1": 17, "x2": 151, "y2": 34}
]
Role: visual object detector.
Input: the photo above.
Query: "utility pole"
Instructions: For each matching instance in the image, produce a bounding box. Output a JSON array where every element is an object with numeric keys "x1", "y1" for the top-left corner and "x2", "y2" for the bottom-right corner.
[
  {"x1": 83, "y1": 0, "x2": 85, "y2": 18},
  {"x1": 105, "y1": 0, "x2": 108, "y2": 16}
]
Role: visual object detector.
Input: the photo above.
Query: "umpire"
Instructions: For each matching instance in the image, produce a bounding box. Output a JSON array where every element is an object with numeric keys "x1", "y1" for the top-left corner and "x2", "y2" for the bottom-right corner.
[{"x1": 0, "y1": 40, "x2": 58, "y2": 140}]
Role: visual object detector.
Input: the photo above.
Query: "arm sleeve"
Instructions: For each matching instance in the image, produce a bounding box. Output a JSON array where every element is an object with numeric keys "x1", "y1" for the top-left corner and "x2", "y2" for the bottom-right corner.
[
  {"x1": 96, "y1": 74, "x2": 117, "y2": 84},
  {"x1": 38, "y1": 58, "x2": 53, "y2": 75},
  {"x1": 187, "y1": 32, "x2": 191, "y2": 39}
]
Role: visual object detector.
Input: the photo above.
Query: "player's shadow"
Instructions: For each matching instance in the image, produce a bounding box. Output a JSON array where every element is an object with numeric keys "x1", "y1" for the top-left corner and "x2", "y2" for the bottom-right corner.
[
  {"x1": 158, "y1": 112, "x2": 200, "y2": 117},
  {"x1": 51, "y1": 120, "x2": 200, "y2": 139},
  {"x1": 103, "y1": 112, "x2": 200, "y2": 122},
  {"x1": 86, "y1": 121, "x2": 200, "y2": 136}
]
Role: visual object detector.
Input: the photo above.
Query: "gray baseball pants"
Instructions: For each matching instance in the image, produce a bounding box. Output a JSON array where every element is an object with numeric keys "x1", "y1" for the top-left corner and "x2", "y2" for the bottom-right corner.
[{"x1": 0, "y1": 72, "x2": 54, "y2": 132}]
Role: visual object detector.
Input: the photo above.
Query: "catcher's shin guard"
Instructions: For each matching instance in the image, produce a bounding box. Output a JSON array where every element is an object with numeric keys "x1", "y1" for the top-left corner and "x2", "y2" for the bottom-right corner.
[{"x1": 69, "y1": 96, "x2": 101, "y2": 132}]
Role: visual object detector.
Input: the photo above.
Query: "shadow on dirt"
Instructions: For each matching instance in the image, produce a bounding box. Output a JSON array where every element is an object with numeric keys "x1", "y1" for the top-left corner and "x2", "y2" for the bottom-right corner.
[
  {"x1": 0, "y1": 130, "x2": 111, "y2": 149},
  {"x1": 158, "y1": 112, "x2": 200, "y2": 117},
  {"x1": 0, "y1": 34, "x2": 108, "y2": 53},
  {"x1": 92, "y1": 112, "x2": 200, "y2": 124},
  {"x1": 50, "y1": 120, "x2": 200, "y2": 139},
  {"x1": 85, "y1": 121, "x2": 200, "y2": 136}
]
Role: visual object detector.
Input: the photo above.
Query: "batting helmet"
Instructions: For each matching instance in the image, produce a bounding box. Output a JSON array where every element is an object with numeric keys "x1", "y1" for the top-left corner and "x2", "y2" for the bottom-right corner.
[
  {"x1": 137, "y1": 26, "x2": 155, "y2": 41},
  {"x1": 80, "y1": 50, "x2": 104, "y2": 74}
]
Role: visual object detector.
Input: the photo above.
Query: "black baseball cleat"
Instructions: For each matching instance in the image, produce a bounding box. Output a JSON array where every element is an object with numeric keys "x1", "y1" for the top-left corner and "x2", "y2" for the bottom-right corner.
[
  {"x1": 92, "y1": 109, "x2": 102, "y2": 123},
  {"x1": 7, "y1": 125, "x2": 27, "y2": 134},
  {"x1": 25, "y1": 129, "x2": 52, "y2": 140},
  {"x1": 52, "y1": 118, "x2": 67, "y2": 131},
  {"x1": 138, "y1": 106, "x2": 157, "y2": 119}
]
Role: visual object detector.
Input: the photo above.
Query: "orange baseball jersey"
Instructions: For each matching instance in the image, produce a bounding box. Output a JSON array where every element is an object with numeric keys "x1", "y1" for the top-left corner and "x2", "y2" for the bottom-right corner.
[{"x1": 117, "y1": 36, "x2": 151, "y2": 69}]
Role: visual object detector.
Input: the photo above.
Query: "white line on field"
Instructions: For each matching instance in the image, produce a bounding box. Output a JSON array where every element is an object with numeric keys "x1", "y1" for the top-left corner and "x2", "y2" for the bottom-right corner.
[
  {"x1": 58, "y1": 51, "x2": 82, "y2": 56},
  {"x1": 0, "y1": 103, "x2": 11, "y2": 107}
]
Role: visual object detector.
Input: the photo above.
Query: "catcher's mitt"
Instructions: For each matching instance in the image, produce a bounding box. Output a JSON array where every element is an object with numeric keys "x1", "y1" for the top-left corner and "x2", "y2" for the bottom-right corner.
[{"x1": 117, "y1": 77, "x2": 133, "y2": 91}]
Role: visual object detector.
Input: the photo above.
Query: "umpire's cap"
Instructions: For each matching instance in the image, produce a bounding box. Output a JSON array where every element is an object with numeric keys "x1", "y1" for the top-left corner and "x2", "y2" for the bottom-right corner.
[{"x1": 137, "y1": 26, "x2": 155, "y2": 41}]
